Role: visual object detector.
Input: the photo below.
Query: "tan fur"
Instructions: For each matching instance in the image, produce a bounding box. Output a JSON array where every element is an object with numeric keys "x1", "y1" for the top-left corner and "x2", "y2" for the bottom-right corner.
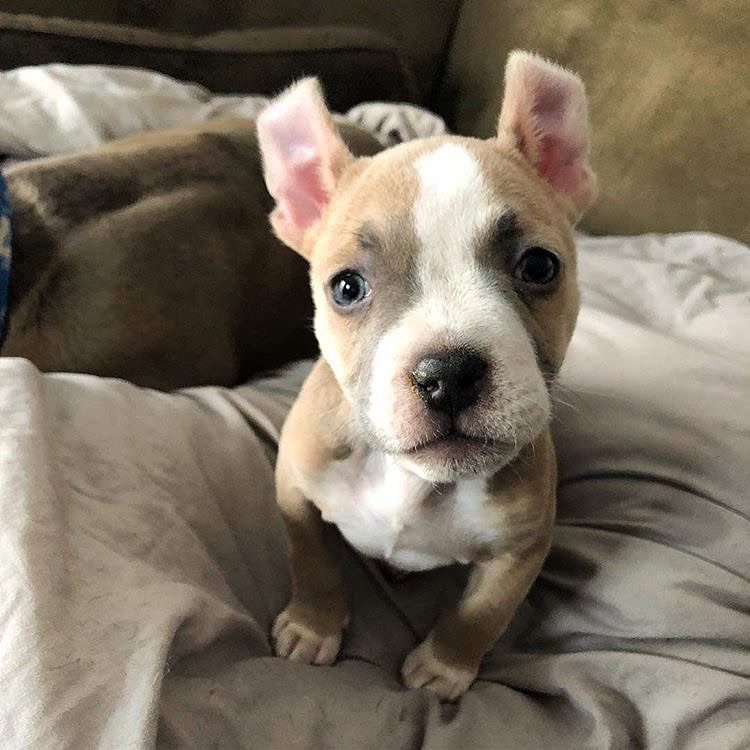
[
  {"x1": 471, "y1": 142, "x2": 581, "y2": 369},
  {"x1": 303, "y1": 136, "x2": 580, "y2": 408},
  {"x1": 276, "y1": 348, "x2": 557, "y2": 695}
]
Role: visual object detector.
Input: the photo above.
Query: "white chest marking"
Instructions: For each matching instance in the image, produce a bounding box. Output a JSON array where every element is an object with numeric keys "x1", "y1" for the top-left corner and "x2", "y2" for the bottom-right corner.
[{"x1": 301, "y1": 449, "x2": 505, "y2": 571}]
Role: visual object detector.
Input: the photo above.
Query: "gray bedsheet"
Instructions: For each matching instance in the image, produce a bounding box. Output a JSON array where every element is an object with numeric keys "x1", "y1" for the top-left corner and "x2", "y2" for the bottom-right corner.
[{"x1": 1, "y1": 231, "x2": 748, "y2": 749}]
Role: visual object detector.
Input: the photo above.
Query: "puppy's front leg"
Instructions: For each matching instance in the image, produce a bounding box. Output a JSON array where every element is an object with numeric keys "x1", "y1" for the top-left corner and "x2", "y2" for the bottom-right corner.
[
  {"x1": 272, "y1": 484, "x2": 349, "y2": 665},
  {"x1": 401, "y1": 535, "x2": 551, "y2": 701}
]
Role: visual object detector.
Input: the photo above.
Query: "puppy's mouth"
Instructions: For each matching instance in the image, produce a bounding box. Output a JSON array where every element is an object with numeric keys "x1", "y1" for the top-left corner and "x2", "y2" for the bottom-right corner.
[
  {"x1": 397, "y1": 428, "x2": 515, "y2": 481},
  {"x1": 405, "y1": 429, "x2": 503, "y2": 458}
]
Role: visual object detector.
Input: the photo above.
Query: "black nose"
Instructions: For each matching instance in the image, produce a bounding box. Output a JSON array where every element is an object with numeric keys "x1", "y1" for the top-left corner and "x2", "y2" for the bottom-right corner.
[{"x1": 411, "y1": 350, "x2": 488, "y2": 414}]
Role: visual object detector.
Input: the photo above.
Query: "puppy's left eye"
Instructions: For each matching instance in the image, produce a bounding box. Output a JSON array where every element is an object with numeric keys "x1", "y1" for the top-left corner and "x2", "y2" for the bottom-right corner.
[
  {"x1": 514, "y1": 247, "x2": 560, "y2": 285},
  {"x1": 330, "y1": 270, "x2": 370, "y2": 308}
]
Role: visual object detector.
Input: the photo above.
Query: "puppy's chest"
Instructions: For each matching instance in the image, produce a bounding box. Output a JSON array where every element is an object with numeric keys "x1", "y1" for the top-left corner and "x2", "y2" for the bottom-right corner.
[{"x1": 301, "y1": 450, "x2": 506, "y2": 571}]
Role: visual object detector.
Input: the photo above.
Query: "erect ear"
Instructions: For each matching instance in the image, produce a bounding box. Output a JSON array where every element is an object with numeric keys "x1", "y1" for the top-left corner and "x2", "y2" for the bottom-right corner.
[
  {"x1": 257, "y1": 78, "x2": 354, "y2": 256},
  {"x1": 497, "y1": 51, "x2": 597, "y2": 217}
]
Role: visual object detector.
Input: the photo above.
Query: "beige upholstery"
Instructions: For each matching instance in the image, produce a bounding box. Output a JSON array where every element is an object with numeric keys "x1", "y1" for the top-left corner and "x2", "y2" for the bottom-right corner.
[{"x1": 442, "y1": 0, "x2": 750, "y2": 242}]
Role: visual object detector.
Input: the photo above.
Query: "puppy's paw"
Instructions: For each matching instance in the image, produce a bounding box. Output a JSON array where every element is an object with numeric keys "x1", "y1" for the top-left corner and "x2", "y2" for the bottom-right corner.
[
  {"x1": 271, "y1": 606, "x2": 345, "y2": 666},
  {"x1": 401, "y1": 638, "x2": 478, "y2": 701}
]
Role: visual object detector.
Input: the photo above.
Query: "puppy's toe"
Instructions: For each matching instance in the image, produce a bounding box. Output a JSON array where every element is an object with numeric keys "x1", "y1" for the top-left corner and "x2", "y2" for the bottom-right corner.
[
  {"x1": 401, "y1": 638, "x2": 477, "y2": 701},
  {"x1": 272, "y1": 609, "x2": 343, "y2": 666}
]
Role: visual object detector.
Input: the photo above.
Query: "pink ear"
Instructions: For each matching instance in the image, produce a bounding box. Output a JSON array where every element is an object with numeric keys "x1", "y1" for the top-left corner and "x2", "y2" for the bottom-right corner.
[
  {"x1": 498, "y1": 51, "x2": 596, "y2": 215},
  {"x1": 257, "y1": 78, "x2": 354, "y2": 254}
]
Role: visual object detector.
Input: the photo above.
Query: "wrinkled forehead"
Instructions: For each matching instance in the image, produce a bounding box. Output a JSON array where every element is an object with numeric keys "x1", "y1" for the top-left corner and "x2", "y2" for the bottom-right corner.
[{"x1": 313, "y1": 136, "x2": 574, "y2": 273}]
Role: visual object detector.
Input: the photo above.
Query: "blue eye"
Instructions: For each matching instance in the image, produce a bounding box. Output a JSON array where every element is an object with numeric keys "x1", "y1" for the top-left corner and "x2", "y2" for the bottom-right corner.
[{"x1": 330, "y1": 270, "x2": 370, "y2": 308}]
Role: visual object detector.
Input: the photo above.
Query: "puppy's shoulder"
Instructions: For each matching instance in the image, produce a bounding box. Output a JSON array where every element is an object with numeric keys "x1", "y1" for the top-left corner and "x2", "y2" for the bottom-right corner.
[{"x1": 277, "y1": 358, "x2": 355, "y2": 482}]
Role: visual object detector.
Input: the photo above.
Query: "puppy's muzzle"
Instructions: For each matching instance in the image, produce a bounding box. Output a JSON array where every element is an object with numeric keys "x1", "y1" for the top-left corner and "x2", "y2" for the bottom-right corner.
[{"x1": 411, "y1": 349, "x2": 488, "y2": 415}]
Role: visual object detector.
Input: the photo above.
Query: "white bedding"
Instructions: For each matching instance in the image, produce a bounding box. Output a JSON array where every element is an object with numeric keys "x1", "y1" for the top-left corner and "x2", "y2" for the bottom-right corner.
[
  {"x1": 0, "y1": 64, "x2": 446, "y2": 160},
  {"x1": 0, "y1": 66, "x2": 748, "y2": 750},
  {"x1": 1, "y1": 230, "x2": 748, "y2": 750}
]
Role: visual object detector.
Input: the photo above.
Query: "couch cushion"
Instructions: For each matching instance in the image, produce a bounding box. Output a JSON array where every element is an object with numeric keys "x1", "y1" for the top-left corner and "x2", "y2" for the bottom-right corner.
[
  {"x1": 441, "y1": 0, "x2": 750, "y2": 243},
  {"x1": 0, "y1": 0, "x2": 464, "y2": 103},
  {"x1": 0, "y1": 12, "x2": 417, "y2": 111}
]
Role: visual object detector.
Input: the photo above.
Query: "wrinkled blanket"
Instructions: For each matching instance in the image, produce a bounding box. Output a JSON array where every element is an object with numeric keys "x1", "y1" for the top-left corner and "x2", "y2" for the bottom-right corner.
[
  {"x1": 0, "y1": 64, "x2": 446, "y2": 161},
  {"x1": 1, "y1": 232, "x2": 748, "y2": 750}
]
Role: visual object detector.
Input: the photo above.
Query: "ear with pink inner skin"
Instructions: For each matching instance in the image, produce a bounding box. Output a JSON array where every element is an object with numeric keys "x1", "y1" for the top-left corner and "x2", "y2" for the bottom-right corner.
[
  {"x1": 257, "y1": 78, "x2": 354, "y2": 256},
  {"x1": 497, "y1": 51, "x2": 597, "y2": 217}
]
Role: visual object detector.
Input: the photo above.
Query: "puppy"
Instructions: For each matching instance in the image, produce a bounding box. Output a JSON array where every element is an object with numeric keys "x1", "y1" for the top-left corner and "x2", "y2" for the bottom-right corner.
[
  {"x1": 0, "y1": 118, "x2": 381, "y2": 389},
  {"x1": 258, "y1": 51, "x2": 596, "y2": 700}
]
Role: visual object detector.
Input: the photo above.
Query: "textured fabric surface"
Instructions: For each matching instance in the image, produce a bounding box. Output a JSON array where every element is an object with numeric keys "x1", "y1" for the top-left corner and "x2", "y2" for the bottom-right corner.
[
  {"x1": 0, "y1": 232, "x2": 748, "y2": 749},
  {"x1": 441, "y1": 0, "x2": 750, "y2": 243}
]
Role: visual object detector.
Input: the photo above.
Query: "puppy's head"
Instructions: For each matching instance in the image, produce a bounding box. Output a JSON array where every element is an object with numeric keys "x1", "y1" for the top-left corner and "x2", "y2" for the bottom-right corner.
[{"x1": 258, "y1": 51, "x2": 596, "y2": 482}]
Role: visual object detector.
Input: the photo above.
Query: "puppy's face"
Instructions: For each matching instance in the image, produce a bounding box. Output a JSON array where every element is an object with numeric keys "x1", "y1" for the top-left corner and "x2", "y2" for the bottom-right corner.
[
  {"x1": 259, "y1": 52, "x2": 596, "y2": 482},
  {"x1": 309, "y1": 138, "x2": 578, "y2": 480}
]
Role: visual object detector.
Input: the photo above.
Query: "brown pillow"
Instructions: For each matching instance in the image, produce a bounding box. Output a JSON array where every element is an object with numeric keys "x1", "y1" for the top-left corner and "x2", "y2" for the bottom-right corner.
[{"x1": 442, "y1": 0, "x2": 750, "y2": 242}]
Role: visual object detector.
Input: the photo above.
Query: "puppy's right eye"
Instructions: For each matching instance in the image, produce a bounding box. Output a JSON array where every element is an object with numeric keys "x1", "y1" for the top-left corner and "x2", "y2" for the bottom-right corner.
[{"x1": 329, "y1": 270, "x2": 370, "y2": 309}]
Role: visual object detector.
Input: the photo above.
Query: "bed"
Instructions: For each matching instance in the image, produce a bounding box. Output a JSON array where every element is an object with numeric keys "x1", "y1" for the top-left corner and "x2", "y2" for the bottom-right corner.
[{"x1": 0, "y1": 66, "x2": 748, "y2": 750}]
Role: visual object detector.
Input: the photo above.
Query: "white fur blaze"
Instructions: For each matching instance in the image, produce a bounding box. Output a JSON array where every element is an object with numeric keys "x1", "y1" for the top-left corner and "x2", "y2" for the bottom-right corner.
[{"x1": 368, "y1": 143, "x2": 550, "y2": 462}]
